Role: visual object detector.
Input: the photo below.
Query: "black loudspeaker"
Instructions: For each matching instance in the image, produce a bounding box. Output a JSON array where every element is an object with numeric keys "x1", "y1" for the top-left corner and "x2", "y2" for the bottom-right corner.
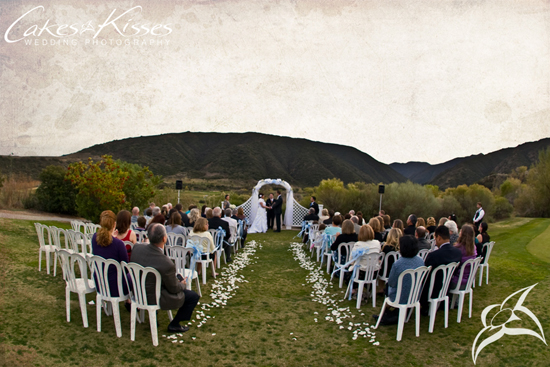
[
  {"x1": 175, "y1": 180, "x2": 183, "y2": 190},
  {"x1": 378, "y1": 185, "x2": 385, "y2": 194}
]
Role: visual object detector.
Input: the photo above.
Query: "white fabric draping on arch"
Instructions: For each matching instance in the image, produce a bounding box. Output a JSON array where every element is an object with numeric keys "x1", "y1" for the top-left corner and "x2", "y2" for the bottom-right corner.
[{"x1": 249, "y1": 179, "x2": 294, "y2": 229}]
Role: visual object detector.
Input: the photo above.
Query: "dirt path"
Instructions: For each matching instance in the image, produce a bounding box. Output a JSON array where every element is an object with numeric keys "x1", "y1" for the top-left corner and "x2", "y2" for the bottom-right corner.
[{"x1": 0, "y1": 209, "x2": 81, "y2": 222}]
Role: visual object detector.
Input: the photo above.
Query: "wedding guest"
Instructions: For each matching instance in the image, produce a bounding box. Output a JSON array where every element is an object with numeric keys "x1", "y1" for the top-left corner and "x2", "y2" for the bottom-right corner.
[
  {"x1": 222, "y1": 208, "x2": 238, "y2": 243},
  {"x1": 404, "y1": 214, "x2": 417, "y2": 235},
  {"x1": 115, "y1": 210, "x2": 137, "y2": 259},
  {"x1": 356, "y1": 211, "x2": 366, "y2": 225},
  {"x1": 376, "y1": 217, "x2": 385, "y2": 237},
  {"x1": 236, "y1": 207, "x2": 248, "y2": 245},
  {"x1": 304, "y1": 208, "x2": 319, "y2": 222},
  {"x1": 416, "y1": 217, "x2": 426, "y2": 228},
  {"x1": 426, "y1": 217, "x2": 437, "y2": 234},
  {"x1": 147, "y1": 214, "x2": 166, "y2": 229},
  {"x1": 369, "y1": 217, "x2": 383, "y2": 242},
  {"x1": 205, "y1": 208, "x2": 213, "y2": 219},
  {"x1": 331, "y1": 219, "x2": 358, "y2": 263},
  {"x1": 415, "y1": 226, "x2": 431, "y2": 250},
  {"x1": 186, "y1": 204, "x2": 197, "y2": 215},
  {"x1": 175, "y1": 204, "x2": 190, "y2": 227},
  {"x1": 319, "y1": 209, "x2": 330, "y2": 224},
  {"x1": 201, "y1": 205, "x2": 207, "y2": 218},
  {"x1": 383, "y1": 214, "x2": 391, "y2": 230},
  {"x1": 323, "y1": 210, "x2": 335, "y2": 225},
  {"x1": 189, "y1": 217, "x2": 217, "y2": 275},
  {"x1": 445, "y1": 220, "x2": 459, "y2": 245},
  {"x1": 438, "y1": 217, "x2": 448, "y2": 226},
  {"x1": 131, "y1": 207, "x2": 139, "y2": 224},
  {"x1": 144, "y1": 208, "x2": 153, "y2": 224},
  {"x1": 475, "y1": 222, "x2": 491, "y2": 260},
  {"x1": 351, "y1": 216, "x2": 361, "y2": 234},
  {"x1": 451, "y1": 224, "x2": 477, "y2": 289},
  {"x1": 324, "y1": 214, "x2": 342, "y2": 236},
  {"x1": 188, "y1": 208, "x2": 201, "y2": 228},
  {"x1": 223, "y1": 195, "x2": 231, "y2": 210},
  {"x1": 392, "y1": 219, "x2": 404, "y2": 233},
  {"x1": 310, "y1": 196, "x2": 320, "y2": 215},
  {"x1": 166, "y1": 212, "x2": 187, "y2": 245}
]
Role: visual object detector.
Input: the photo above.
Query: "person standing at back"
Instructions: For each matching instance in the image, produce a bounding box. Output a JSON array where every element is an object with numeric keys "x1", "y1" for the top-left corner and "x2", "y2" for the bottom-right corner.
[
  {"x1": 271, "y1": 190, "x2": 283, "y2": 232},
  {"x1": 266, "y1": 193, "x2": 275, "y2": 230}
]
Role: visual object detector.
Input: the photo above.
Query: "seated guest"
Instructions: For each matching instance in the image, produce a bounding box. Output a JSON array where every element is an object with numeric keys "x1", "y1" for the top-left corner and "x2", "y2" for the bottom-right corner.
[
  {"x1": 319, "y1": 209, "x2": 330, "y2": 224},
  {"x1": 383, "y1": 214, "x2": 391, "y2": 230},
  {"x1": 91, "y1": 210, "x2": 131, "y2": 310},
  {"x1": 369, "y1": 217, "x2": 384, "y2": 242},
  {"x1": 445, "y1": 220, "x2": 459, "y2": 245},
  {"x1": 376, "y1": 216, "x2": 384, "y2": 233},
  {"x1": 136, "y1": 216, "x2": 147, "y2": 231},
  {"x1": 205, "y1": 208, "x2": 213, "y2": 219},
  {"x1": 186, "y1": 204, "x2": 197, "y2": 215},
  {"x1": 222, "y1": 208, "x2": 238, "y2": 243},
  {"x1": 235, "y1": 207, "x2": 248, "y2": 246},
  {"x1": 420, "y1": 225, "x2": 462, "y2": 313},
  {"x1": 392, "y1": 219, "x2": 404, "y2": 233},
  {"x1": 449, "y1": 213, "x2": 458, "y2": 223},
  {"x1": 115, "y1": 210, "x2": 137, "y2": 260},
  {"x1": 415, "y1": 226, "x2": 431, "y2": 250},
  {"x1": 201, "y1": 205, "x2": 207, "y2": 218},
  {"x1": 189, "y1": 217, "x2": 217, "y2": 275},
  {"x1": 147, "y1": 214, "x2": 166, "y2": 229},
  {"x1": 208, "y1": 207, "x2": 231, "y2": 262},
  {"x1": 475, "y1": 222, "x2": 491, "y2": 260},
  {"x1": 144, "y1": 208, "x2": 153, "y2": 224},
  {"x1": 426, "y1": 217, "x2": 437, "y2": 234},
  {"x1": 352, "y1": 224, "x2": 381, "y2": 258},
  {"x1": 131, "y1": 224, "x2": 200, "y2": 333},
  {"x1": 324, "y1": 214, "x2": 343, "y2": 236},
  {"x1": 380, "y1": 228, "x2": 403, "y2": 278},
  {"x1": 357, "y1": 211, "x2": 366, "y2": 225},
  {"x1": 387, "y1": 236, "x2": 424, "y2": 303},
  {"x1": 416, "y1": 217, "x2": 426, "y2": 228},
  {"x1": 188, "y1": 208, "x2": 201, "y2": 228},
  {"x1": 350, "y1": 216, "x2": 361, "y2": 234},
  {"x1": 231, "y1": 208, "x2": 239, "y2": 221},
  {"x1": 175, "y1": 204, "x2": 190, "y2": 227},
  {"x1": 438, "y1": 217, "x2": 448, "y2": 226},
  {"x1": 344, "y1": 213, "x2": 352, "y2": 220},
  {"x1": 450, "y1": 224, "x2": 477, "y2": 289},
  {"x1": 304, "y1": 208, "x2": 319, "y2": 222},
  {"x1": 131, "y1": 207, "x2": 139, "y2": 224},
  {"x1": 330, "y1": 219, "x2": 358, "y2": 263},
  {"x1": 323, "y1": 210, "x2": 335, "y2": 225},
  {"x1": 152, "y1": 206, "x2": 161, "y2": 218},
  {"x1": 404, "y1": 214, "x2": 417, "y2": 235},
  {"x1": 161, "y1": 205, "x2": 169, "y2": 220},
  {"x1": 166, "y1": 212, "x2": 187, "y2": 245}
]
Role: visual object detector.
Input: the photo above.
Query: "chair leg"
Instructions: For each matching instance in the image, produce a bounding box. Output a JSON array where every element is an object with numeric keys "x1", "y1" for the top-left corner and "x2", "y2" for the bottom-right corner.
[
  {"x1": 356, "y1": 283, "x2": 364, "y2": 309},
  {"x1": 149, "y1": 310, "x2": 159, "y2": 346},
  {"x1": 396, "y1": 307, "x2": 406, "y2": 341},
  {"x1": 167, "y1": 310, "x2": 173, "y2": 322},
  {"x1": 468, "y1": 291, "x2": 473, "y2": 319},
  {"x1": 111, "y1": 302, "x2": 122, "y2": 338},
  {"x1": 211, "y1": 260, "x2": 216, "y2": 278},
  {"x1": 201, "y1": 262, "x2": 207, "y2": 284},
  {"x1": 130, "y1": 304, "x2": 137, "y2": 341},
  {"x1": 66, "y1": 287, "x2": 71, "y2": 322},
  {"x1": 457, "y1": 294, "x2": 464, "y2": 323},
  {"x1": 39, "y1": 250, "x2": 43, "y2": 272},
  {"x1": 53, "y1": 252, "x2": 58, "y2": 277},
  {"x1": 428, "y1": 301, "x2": 436, "y2": 333},
  {"x1": 195, "y1": 277, "x2": 202, "y2": 297},
  {"x1": 326, "y1": 256, "x2": 331, "y2": 274},
  {"x1": 45, "y1": 250, "x2": 51, "y2": 275},
  {"x1": 96, "y1": 295, "x2": 102, "y2": 332},
  {"x1": 478, "y1": 266, "x2": 483, "y2": 287},
  {"x1": 444, "y1": 297, "x2": 449, "y2": 329},
  {"x1": 372, "y1": 283, "x2": 377, "y2": 308},
  {"x1": 339, "y1": 269, "x2": 344, "y2": 289},
  {"x1": 486, "y1": 265, "x2": 489, "y2": 285},
  {"x1": 374, "y1": 300, "x2": 387, "y2": 329},
  {"x1": 415, "y1": 305, "x2": 421, "y2": 337},
  {"x1": 78, "y1": 292, "x2": 89, "y2": 328}
]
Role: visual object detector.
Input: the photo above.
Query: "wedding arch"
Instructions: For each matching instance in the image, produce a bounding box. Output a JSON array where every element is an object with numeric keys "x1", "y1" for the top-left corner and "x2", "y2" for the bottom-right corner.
[{"x1": 237, "y1": 179, "x2": 310, "y2": 229}]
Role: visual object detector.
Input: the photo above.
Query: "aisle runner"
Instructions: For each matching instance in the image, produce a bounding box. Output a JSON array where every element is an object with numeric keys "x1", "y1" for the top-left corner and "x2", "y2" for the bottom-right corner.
[
  {"x1": 289, "y1": 242, "x2": 379, "y2": 345},
  {"x1": 162, "y1": 240, "x2": 262, "y2": 344}
]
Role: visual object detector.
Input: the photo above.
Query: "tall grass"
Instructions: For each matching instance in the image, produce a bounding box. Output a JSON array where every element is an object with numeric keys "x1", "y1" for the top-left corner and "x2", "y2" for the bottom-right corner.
[{"x1": 0, "y1": 174, "x2": 39, "y2": 209}]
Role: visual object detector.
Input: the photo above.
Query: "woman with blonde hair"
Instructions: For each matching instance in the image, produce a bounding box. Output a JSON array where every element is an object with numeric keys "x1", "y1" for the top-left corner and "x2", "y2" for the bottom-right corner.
[
  {"x1": 188, "y1": 208, "x2": 201, "y2": 228},
  {"x1": 189, "y1": 217, "x2": 217, "y2": 274},
  {"x1": 319, "y1": 208, "x2": 329, "y2": 224},
  {"x1": 369, "y1": 217, "x2": 383, "y2": 242},
  {"x1": 426, "y1": 217, "x2": 437, "y2": 233},
  {"x1": 91, "y1": 210, "x2": 131, "y2": 310},
  {"x1": 416, "y1": 217, "x2": 426, "y2": 228}
]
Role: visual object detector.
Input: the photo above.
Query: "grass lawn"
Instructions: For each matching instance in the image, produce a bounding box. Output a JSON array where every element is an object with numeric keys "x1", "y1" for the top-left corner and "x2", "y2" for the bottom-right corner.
[{"x1": 1, "y1": 217, "x2": 550, "y2": 366}]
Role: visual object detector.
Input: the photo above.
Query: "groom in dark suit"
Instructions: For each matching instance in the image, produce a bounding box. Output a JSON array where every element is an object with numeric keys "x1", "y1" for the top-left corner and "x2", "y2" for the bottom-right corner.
[
  {"x1": 271, "y1": 189, "x2": 283, "y2": 232},
  {"x1": 266, "y1": 193, "x2": 275, "y2": 230}
]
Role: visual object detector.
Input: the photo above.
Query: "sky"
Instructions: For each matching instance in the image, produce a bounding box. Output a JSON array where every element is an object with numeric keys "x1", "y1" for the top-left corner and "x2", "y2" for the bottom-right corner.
[{"x1": 1, "y1": 0, "x2": 549, "y2": 165}]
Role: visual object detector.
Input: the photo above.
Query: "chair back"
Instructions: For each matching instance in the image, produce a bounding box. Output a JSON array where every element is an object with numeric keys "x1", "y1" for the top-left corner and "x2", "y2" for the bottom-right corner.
[
  {"x1": 166, "y1": 232, "x2": 186, "y2": 247},
  {"x1": 57, "y1": 249, "x2": 95, "y2": 293},
  {"x1": 90, "y1": 255, "x2": 126, "y2": 299},
  {"x1": 35, "y1": 223, "x2": 51, "y2": 250},
  {"x1": 450, "y1": 257, "x2": 482, "y2": 292},
  {"x1": 70, "y1": 220, "x2": 85, "y2": 233},
  {"x1": 180, "y1": 226, "x2": 190, "y2": 236},
  {"x1": 187, "y1": 236, "x2": 210, "y2": 254},
  {"x1": 417, "y1": 249, "x2": 430, "y2": 261},
  {"x1": 84, "y1": 222, "x2": 100, "y2": 235},
  {"x1": 481, "y1": 241, "x2": 495, "y2": 265},
  {"x1": 50, "y1": 226, "x2": 67, "y2": 251},
  {"x1": 168, "y1": 246, "x2": 193, "y2": 275},
  {"x1": 209, "y1": 229, "x2": 224, "y2": 251},
  {"x1": 427, "y1": 262, "x2": 459, "y2": 301},
  {"x1": 130, "y1": 222, "x2": 138, "y2": 230},
  {"x1": 428, "y1": 232, "x2": 435, "y2": 240},
  {"x1": 356, "y1": 252, "x2": 385, "y2": 282},
  {"x1": 66, "y1": 229, "x2": 91, "y2": 256},
  {"x1": 336, "y1": 242, "x2": 354, "y2": 265},
  {"x1": 379, "y1": 251, "x2": 401, "y2": 280},
  {"x1": 122, "y1": 262, "x2": 162, "y2": 309},
  {"x1": 135, "y1": 230, "x2": 148, "y2": 243},
  {"x1": 430, "y1": 240, "x2": 437, "y2": 252},
  {"x1": 392, "y1": 266, "x2": 432, "y2": 305}
]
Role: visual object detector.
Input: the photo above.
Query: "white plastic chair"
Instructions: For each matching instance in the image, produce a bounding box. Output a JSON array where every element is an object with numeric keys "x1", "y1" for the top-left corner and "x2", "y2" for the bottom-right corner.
[
  {"x1": 478, "y1": 241, "x2": 495, "y2": 286},
  {"x1": 35, "y1": 223, "x2": 57, "y2": 275},
  {"x1": 331, "y1": 242, "x2": 354, "y2": 288},
  {"x1": 70, "y1": 220, "x2": 86, "y2": 233},
  {"x1": 320, "y1": 234, "x2": 337, "y2": 273},
  {"x1": 345, "y1": 252, "x2": 385, "y2": 308},
  {"x1": 187, "y1": 236, "x2": 216, "y2": 284},
  {"x1": 89, "y1": 255, "x2": 129, "y2": 338},
  {"x1": 449, "y1": 257, "x2": 482, "y2": 323},
  {"x1": 57, "y1": 249, "x2": 96, "y2": 328},
  {"x1": 427, "y1": 262, "x2": 459, "y2": 333},
  {"x1": 167, "y1": 246, "x2": 201, "y2": 296},
  {"x1": 374, "y1": 266, "x2": 432, "y2": 341},
  {"x1": 122, "y1": 262, "x2": 172, "y2": 346},
  {"x1": 66, "y1": 229, "x2": 92, "y2": 260},
  {"x1": 417, "y1": 249, "x2": 430, "y2": 262},
  {"x1": 310, "y1": 231, "x2": 323, "y2": 259},
  {"x1": 223, "y1": 226, "x2": 239, "y2": 254},
  {"x1": 166, "y1": 233, "x2": 186, "y2": 247},
  {"x1": 307, "y1": 224, "x2": 320, "y2": 250},
  {"x1": 130, "y1": 222, "x2": 138, "y2": 230},
  {"x1": 85, "y1": 222, "x2": 100, "y2": 235},
  {"x1": 135, "y1": 230, "x2": 148, "y2": 243},
  {"x1": 209, "y1": 229, "x2": 225, "y2": 268},
  {"x1": 378, "y1": 251, "x2": 401, "y2": 284}
]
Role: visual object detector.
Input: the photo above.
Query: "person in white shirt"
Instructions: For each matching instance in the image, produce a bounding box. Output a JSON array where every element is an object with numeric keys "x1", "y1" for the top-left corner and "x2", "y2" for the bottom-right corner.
[
  {"x1": 222, "y1": 208, "x2": 238, "y2": 243},
  {"x1": 473, "y1": 202, "x2": 485, "y2": 234}
]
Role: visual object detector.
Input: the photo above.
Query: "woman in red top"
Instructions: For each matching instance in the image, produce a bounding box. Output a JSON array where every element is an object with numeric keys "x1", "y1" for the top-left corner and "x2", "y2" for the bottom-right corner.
[{"x1": 115, "y1": 210, "x2": 137, "y2": 260}]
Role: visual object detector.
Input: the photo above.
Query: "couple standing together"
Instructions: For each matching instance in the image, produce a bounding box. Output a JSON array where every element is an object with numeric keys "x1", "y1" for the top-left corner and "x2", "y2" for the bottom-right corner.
[{"x1": 248, "y1": 190, "x2": 283, "y2": 233}]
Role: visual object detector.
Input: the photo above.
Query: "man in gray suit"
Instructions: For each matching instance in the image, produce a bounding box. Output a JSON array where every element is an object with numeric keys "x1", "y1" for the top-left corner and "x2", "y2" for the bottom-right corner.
[{"x1": 131, "y1": 223, "x2": 200, "y2": 333}]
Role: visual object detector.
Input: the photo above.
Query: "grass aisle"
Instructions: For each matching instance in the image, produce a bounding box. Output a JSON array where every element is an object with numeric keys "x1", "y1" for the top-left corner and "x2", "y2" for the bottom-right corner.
[{"x1": 2, "y1": 219, "x2": 550, "y2": 366}]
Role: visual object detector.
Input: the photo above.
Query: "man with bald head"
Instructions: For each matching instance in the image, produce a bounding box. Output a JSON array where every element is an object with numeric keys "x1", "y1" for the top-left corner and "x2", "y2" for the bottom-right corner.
[
  {"x1": 208, "y1": 207, "x2": 232, "y2": 262},
  {"x1": 131, "y1": 223, "x2": 200, "y2": 333},
  {"x1": 415, "y1": 226, "x2": 431, "y2": 250},
  {"x1": 131, "y1": 207, "x2": 139, "y2": 224}
]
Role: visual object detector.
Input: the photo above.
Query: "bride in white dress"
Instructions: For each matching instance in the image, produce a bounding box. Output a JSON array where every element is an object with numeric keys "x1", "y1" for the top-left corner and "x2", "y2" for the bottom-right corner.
[{"x1": 248, "y1": 193, "x2": 271, "y2": 234}]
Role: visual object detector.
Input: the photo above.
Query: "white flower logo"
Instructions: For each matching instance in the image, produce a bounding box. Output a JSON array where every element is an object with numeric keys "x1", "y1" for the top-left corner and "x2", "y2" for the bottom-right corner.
[{"x1": 472, "y1": 283, "x2": 547, "y2": 364}]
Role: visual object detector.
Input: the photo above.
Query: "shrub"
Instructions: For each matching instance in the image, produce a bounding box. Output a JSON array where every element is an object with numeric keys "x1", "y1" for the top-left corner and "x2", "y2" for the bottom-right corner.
[
  {"x1": 514, "y1": 148, "x2": 550, "y2": 217},
  {"x1": 36, "y1": 165, "x2": 77, "y2": 214},
  {"x1": 493, "y1": 196, "x2": 513, "y2": 220},
  {"x1": 383, "y1": 181, "x2": 439, "y2": 222},
  {"x1": 316, "y1": 179, "x2": 347, "y2": 212}
]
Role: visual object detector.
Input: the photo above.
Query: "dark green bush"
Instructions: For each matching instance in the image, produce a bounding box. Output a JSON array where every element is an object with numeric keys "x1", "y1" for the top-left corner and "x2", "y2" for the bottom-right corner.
[{"x1": 36, "y1": 165, "x2": 77, "y2": 214}]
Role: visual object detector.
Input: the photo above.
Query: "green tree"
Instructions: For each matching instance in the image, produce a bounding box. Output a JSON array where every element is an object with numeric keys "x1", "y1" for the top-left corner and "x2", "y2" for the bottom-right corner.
[
  {"x1": 36, "y1": 165, "x2": 77, "y2": 214},
  {"x1": 316, "y1": 178, "x2": 346, "y2": 212},
  {"x1": 515, "y1": 148, "x2": 550, "y2": 217}
]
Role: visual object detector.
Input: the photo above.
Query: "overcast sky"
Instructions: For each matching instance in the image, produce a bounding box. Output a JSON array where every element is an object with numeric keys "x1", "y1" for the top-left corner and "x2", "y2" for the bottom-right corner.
[{"x1": 1, "y1": 0, "x2": 549, "y2": 164}]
